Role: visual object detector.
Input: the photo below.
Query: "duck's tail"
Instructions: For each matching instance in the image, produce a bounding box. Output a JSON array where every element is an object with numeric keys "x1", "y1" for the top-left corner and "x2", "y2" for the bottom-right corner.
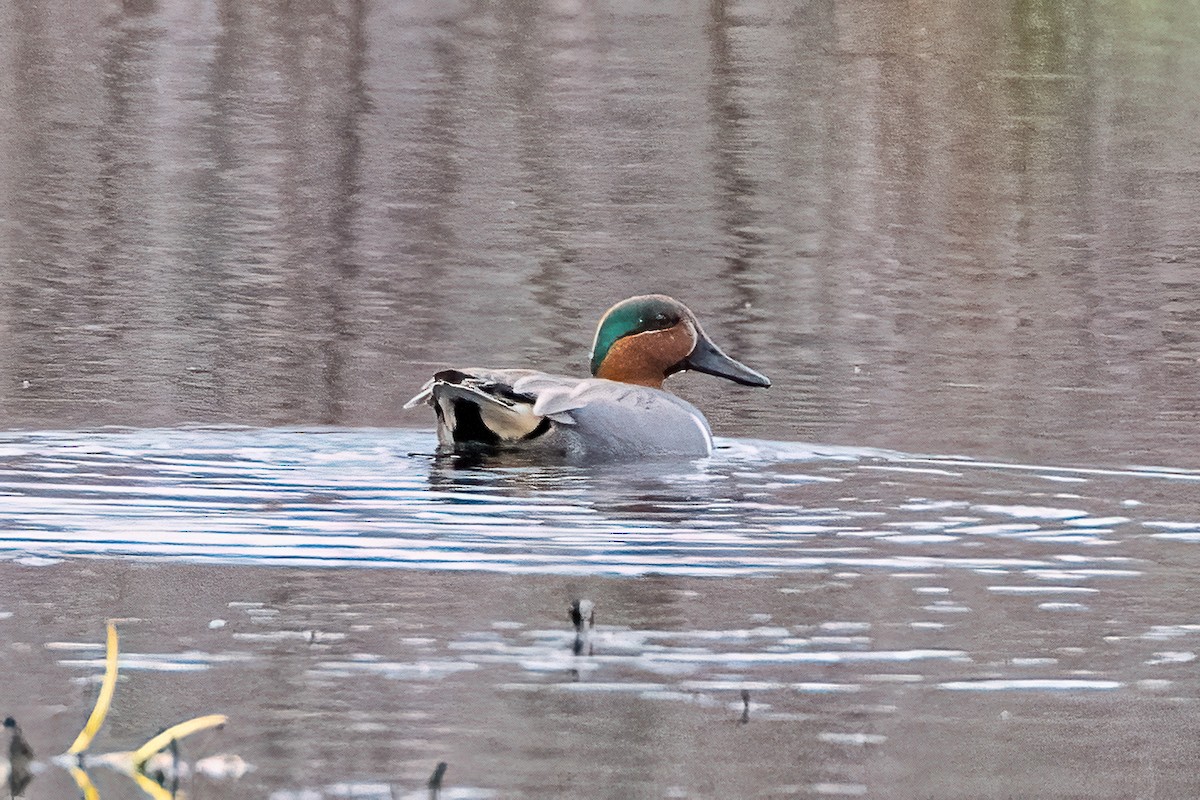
[{"x1": 419, "y1": 370, "x2": 551, "y2": 445}]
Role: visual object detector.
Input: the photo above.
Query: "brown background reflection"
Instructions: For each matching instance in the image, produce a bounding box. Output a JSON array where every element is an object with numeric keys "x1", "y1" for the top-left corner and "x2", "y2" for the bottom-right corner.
[{"x1": 1, "y1": 1, "x2": 1198, "y2": 460}]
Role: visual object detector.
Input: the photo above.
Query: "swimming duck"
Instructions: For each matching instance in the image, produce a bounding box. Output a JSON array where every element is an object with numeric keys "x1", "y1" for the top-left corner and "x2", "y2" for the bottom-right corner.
[{"x1": 403, "y1": 294, "x2": 770, "y2": 461}]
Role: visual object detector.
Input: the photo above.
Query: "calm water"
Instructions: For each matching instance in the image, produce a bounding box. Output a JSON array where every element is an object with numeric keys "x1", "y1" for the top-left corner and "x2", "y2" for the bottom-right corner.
[{"x1": 2, "y1": 0, "x2": 1200, "y2": 798}]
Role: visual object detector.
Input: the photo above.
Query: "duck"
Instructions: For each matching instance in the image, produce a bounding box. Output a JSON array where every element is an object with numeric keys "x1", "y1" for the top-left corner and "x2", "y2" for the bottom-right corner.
[{"x1": 403, "y1": 294, "x2": 770, "y2": 461}]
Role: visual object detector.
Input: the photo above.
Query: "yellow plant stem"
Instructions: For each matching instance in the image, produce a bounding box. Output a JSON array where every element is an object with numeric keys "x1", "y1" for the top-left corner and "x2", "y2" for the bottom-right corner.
[
  {"x1": 132, "y1": 714, "x2": 228, "y2": 770},
  {"x1": 68, "y1": 622, "x2": 120, "y2": 755}
]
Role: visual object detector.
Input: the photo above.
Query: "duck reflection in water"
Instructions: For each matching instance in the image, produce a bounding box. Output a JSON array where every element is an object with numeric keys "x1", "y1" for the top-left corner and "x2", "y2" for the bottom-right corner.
[{"x1": 424, "y1": 450, "x2": 727, "y2": 536}]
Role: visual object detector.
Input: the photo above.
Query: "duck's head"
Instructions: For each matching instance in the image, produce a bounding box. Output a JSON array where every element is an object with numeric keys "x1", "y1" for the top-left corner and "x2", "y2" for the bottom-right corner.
[{"x1": 589, "y1": 295, "x2": 771, "y2": 389}]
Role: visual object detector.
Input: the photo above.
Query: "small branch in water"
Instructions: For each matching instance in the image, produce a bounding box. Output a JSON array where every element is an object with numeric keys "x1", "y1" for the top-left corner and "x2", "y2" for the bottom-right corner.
[
  {"x1": 428, "y1": 761, "x2": 448, "y2": 799},
  {"x1": 5, "y1": 716, "x2": 36, "y2": 796},
  {"x1": 570, "y1": 599, "x2": 595, "y2": 657}
]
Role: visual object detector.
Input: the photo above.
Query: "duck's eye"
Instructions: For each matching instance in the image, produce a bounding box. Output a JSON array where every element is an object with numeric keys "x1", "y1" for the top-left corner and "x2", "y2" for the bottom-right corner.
[{"x1": 639, "y1": 311, "x2": 677, "y2": 333}]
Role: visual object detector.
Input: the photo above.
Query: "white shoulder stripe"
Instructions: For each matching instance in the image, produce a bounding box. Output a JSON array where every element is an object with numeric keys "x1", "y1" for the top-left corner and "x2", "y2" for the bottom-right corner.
[{"x1": 688, "y1": 410, "x2": 713, "y2": 455}]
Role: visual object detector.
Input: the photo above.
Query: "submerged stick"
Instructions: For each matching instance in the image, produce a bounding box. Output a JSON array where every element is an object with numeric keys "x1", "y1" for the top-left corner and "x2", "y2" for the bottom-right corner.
[
  {"x1": 428, "y1": 761, "x2": 448, "y2": 799},
  {"x1": 570, "y1": 599, "x2": 595, "y2": 657},
  {"x1": 5, "y1": 716, "x2": 36, "y2": 796}
]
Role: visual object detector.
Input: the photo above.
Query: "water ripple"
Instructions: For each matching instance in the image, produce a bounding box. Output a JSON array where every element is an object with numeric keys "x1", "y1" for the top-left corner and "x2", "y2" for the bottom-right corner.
[{"x1": 1, "y1": 428, "x2": 1195, "y2": 581}]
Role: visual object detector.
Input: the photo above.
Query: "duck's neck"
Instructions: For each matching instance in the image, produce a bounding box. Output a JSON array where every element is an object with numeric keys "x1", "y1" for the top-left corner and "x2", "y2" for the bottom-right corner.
[
  {"x1": 594, "y1": 326, "x2": 693, "y2": 388},
  {"x1": 595, "y1": 359, "x2": 665, "y2": 388}
]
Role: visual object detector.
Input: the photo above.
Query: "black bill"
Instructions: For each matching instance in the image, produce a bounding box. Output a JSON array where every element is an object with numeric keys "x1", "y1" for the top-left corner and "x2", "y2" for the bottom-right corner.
[{"x1": 681, "y1": 334, "x2": 771, "y2": 387}]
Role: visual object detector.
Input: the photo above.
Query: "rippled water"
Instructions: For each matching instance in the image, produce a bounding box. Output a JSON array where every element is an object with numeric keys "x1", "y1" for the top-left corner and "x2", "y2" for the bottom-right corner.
[
  {"x1": 4, "y1": 426, "x2": 1199, "y2": 575},
  {"x1": 5, "y1": 428, "x2": 1200, "y2": 797}
]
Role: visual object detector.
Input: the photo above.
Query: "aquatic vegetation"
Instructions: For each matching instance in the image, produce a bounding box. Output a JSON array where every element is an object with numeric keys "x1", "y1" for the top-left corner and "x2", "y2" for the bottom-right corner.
[
  {"x1": 5, "y1": 622, "x2": 242, "y2": 799},
  {"x1": 67, "y1": 623, "x2": 119, "y2": 756}
]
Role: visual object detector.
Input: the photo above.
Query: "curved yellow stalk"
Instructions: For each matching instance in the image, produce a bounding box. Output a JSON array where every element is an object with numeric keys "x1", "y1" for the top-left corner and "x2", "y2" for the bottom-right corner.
[
  {"x1": 130, "y1": 769, "x2": 181, "y2": 800},
  {"x1": 132, "y1": 714, "x2": 227, "y2": 770},
  {"x1": 66, "y1": 765, "x2": 101, "y2": 800},
  {"x1": 68, "y1": 622, "x2": 119, "y2": 755}
]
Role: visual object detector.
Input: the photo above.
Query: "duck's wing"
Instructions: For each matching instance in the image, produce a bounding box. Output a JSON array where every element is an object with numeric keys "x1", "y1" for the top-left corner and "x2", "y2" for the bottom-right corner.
[
  {"x1": 532, "y1": 379, "x2": 714, "y2": 458},
  {"x1": 404, "y1": 368, "x2": 548, "y2": 408},
  {"x1": 406, "y1": 368, "x2": 578, "y2": 444}
]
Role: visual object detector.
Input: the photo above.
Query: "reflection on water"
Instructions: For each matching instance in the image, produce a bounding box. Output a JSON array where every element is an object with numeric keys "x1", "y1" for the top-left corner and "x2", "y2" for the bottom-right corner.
[
  {"x1": 1, "y1": 0, "x2": 1199, "y2": 467},
  {"x1": 3, "y1": 428, "x2": 1200, "y2": 797}
]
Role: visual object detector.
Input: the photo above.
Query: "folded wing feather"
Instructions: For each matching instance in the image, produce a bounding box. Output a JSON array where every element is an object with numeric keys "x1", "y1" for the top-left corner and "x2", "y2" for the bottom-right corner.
[{"x1": 405, "y1": 369, "x2": 561, "y2": 442}]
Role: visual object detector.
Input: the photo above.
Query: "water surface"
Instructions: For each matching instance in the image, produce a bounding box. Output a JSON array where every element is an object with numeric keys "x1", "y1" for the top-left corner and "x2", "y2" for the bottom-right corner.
[
  {"x1": 3, "y1": 0, "x2": 1200, "y2": 797},
  {"x1": 4, "y1": 428, "x2": 1200, "y2": 798}
]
